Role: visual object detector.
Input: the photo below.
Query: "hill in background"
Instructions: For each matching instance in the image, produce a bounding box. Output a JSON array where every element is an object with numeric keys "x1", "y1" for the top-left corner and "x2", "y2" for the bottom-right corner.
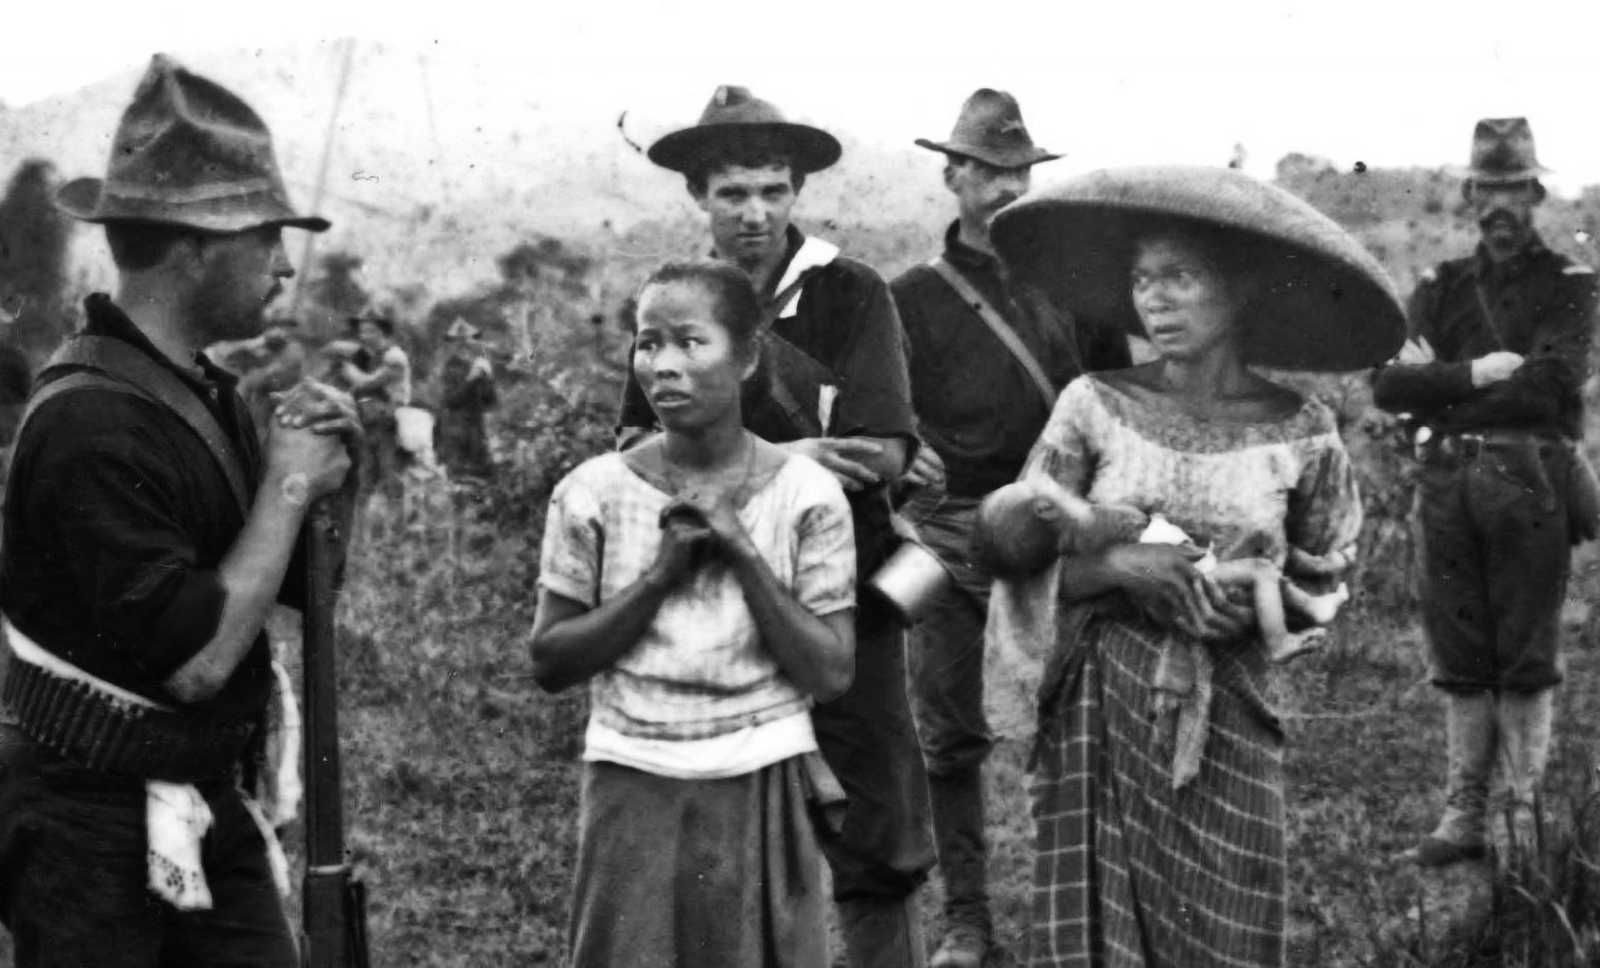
[{"x1": 4, "y1": 40, "x2": 1600, "y2": 324}]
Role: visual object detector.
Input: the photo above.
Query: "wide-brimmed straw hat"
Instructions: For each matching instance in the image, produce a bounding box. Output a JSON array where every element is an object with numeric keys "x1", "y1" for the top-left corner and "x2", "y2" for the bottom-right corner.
[
  {"x1": 915, "y1": 88, "x2": 1060, "y2": 169},
  {"x1": 56, "y1": 54, "x2": 328, "y2": 234},
  {"x1": 991, "y1": 165, "x2": 1405, "y2": 371},
  {"x1": 648, "y1": 85, "x2": 841, "y2": 175},
  {"x1": 1459, "y1": 117, "x2": 1550, "y2": 185}
]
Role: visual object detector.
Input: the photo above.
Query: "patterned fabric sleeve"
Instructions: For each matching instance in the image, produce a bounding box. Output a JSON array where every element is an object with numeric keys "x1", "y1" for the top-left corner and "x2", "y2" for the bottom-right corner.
[
  {"x1": 1020, "y1": 376, "x2": 1097, "y2": 495},
  {"x1": 537, "y1": 470, "x2": 604, "y2": 608},
  {"x1": 791, "y1": 468, "x2": 857, "y2": 618},
  {"x1": 1286, "y1": 419, "x2": 1364, "y2": 558}
]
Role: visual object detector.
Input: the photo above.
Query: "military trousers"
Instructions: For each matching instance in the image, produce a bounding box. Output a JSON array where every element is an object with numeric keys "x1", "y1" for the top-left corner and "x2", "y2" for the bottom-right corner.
[
  {"x1": 1418, "y1": 436, "x2": 1572, "y2": 693},
  {"x1": 813, "y1": 603, "x2": 937, "y2": 902},
  {"x1": 0, "y1": 727, "x2": 296, "y2": 968}
]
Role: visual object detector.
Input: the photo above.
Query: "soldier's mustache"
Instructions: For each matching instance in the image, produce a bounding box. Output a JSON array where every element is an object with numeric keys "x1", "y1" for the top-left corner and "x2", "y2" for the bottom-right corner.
[{"x1": 1478, "y1": 208, "x2": 1524, "y2": 230}]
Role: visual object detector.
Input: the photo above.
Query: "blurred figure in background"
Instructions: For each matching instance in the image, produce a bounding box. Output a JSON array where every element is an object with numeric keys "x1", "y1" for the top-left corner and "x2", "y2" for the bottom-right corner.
[
  {"x1": 1374, "y1": 118, "x2": 1600, "y2": 867},
  {"x1": 341, "y1": 309, "x2": 412, "y2": 504},
  {"x1": 433, "y1": 317, "x2": 497, "y2": 480}
]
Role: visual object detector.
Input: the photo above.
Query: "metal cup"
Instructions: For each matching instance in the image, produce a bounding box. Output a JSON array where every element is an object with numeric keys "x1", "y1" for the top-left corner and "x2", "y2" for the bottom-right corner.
[{"x1": 866, "y1": 541, "x2": 953, "y2": 625}]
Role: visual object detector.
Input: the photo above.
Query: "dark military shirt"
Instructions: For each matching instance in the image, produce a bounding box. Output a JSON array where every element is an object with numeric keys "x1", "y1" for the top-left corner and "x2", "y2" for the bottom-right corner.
[
  {"x1": 892, "y1": 221, "x2": 1132, "y2": 497},
  {"x1": 1373, "y1": 236, "x2": 1598, "y2": 438},
  {"x1": 618, "y1": 226, "x2": 917, "y2": 580},
  {"x1": 0, "y1": 294, "x2": 298, "y2": 716}
]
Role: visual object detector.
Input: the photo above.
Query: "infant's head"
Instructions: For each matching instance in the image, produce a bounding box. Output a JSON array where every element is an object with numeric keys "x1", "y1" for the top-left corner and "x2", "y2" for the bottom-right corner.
[{"x1": 972, "y1": 481, "x2": 1066, "y2": 576}]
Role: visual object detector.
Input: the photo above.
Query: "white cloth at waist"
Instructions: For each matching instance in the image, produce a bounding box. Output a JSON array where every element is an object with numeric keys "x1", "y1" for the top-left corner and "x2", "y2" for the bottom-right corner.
[{"x1": 583, "y1": 711, "x2": 818, "y2": 780}]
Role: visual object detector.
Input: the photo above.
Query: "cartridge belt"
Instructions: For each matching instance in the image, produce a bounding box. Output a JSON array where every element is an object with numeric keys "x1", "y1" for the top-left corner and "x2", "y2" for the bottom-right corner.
[{"x1": 0, "y1": 628, "x2": 255, "y2": 782}]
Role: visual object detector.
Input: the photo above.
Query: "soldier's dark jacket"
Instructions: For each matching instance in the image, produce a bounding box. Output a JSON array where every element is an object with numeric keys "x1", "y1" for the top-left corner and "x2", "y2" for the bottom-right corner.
[
  {"x1": 0, "y1": 294, "x2": 303, "y2": 716},
  {"x1": 892, "y1": 221, "x2": 1131, "y2": 498},
  {"x1": 1373, "y1": 236, "x2": 1598, "y2": 437}
]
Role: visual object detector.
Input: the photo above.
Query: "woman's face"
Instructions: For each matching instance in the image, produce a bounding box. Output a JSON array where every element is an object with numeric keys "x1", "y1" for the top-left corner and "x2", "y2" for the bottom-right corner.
[
  {"x1": 1130, "y1": 234, "x2": 1244, "y2": 363},
  {"x1": 632, "y1": 280, "x2": 754, "y2": 432}
]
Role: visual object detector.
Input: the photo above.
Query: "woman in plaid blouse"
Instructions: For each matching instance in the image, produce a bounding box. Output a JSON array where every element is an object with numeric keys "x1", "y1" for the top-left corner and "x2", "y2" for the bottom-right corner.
[{"x1": 530, "y1": 261, "x2": 858, "y2": 968}]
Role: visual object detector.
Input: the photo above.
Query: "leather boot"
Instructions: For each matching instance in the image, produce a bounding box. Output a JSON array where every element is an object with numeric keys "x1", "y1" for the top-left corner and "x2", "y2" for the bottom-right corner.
[
  {"x1": 1405, "y1": 690, "x2": 1495, "y2": 866},
  {"x1": 1495, "y1": 688, "x2": 1555, "y2": 859},
  {"x1": 837, "y1": 893, "x2": 927, "y2": 968}
]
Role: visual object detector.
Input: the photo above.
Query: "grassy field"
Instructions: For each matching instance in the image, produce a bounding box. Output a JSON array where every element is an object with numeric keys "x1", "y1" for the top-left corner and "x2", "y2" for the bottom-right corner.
[{"x1": 298, "y1": 490, "x2": 1600, "y2": 968}]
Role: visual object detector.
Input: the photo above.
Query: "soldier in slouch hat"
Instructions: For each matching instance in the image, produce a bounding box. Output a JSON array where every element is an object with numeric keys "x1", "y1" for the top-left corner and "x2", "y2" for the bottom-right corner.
[
  {"x1": 612, "y1": 85, "x2": 934, "y2": 968},
  {"x1": 1374, "y1": 117, "x2": 1599, "y2": 866},
  {"x1": 0, "y1": 54, "x2": 357, "y2": 967},
  {"x1": 891, "y1": 88, "x2": 1130, "y2": 968}
]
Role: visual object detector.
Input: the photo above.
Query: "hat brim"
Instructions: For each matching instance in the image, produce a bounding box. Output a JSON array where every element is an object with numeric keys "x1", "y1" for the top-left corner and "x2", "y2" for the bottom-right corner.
[
  {"x1": 1450, "y1": 164, "x2": 1553, "y2": 184},
  {"x1": 648, "y1": 122, "x2": 842, "y2": 175},
  {"x1": 56, "y1": 177, "x2": 330, "y2": 233},
  {"x1": 991, "y1": 166, "x2": 1406, "y2": 372},
  {"x1": 914, "y1": 139, "x2": 1061, "y2": 169}
]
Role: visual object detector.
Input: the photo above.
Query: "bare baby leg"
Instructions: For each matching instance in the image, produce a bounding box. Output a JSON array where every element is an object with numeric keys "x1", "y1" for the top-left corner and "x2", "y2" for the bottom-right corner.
[{"x1": 1208, "y1": 557, "x2": 1327, "y2": 663}]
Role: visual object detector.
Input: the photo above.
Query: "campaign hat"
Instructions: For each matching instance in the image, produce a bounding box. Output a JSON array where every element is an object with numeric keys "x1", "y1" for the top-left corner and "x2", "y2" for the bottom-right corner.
[
  {"x1": 991, "y1": 165, "x2": 1405, "y2": 371},
  {"x1": 915, "y1": 88, "x2": 1060, "y2": 169},
  {"x1": 1462, "y1": 117, "x2": 1550, "y2": 184},
  {"x1": 647, "y1": 86, "x2": 841, "y2": 175},
  {"x1": 56, "y1": 54, "x2": 328, "y2": 234},
  {"x1": 444, "y1": 317, "x2": 482, "y2": 341}
]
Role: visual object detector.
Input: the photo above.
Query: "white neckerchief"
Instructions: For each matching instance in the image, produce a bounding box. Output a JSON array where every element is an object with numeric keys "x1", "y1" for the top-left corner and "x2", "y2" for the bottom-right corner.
[{"x1": 773, "y1": 235, "x2": 840, "y2": 320}]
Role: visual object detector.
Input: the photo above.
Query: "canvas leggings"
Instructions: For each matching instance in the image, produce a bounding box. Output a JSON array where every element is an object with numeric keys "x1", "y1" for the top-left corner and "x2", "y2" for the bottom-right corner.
[{"x1": 0, "y1": 726, "x2": 296, "y2": 968}]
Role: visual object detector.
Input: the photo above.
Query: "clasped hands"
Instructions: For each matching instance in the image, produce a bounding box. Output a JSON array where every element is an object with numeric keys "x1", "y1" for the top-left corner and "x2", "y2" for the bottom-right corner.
[{"x1": 648, "y1": 491, "x2": 755, "y2": 587}]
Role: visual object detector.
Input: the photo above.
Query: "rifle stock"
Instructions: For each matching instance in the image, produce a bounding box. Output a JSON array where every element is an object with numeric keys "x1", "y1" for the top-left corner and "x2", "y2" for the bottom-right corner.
[{"x1": 301, "y1": 494, "x2": 371, "y2": 968}]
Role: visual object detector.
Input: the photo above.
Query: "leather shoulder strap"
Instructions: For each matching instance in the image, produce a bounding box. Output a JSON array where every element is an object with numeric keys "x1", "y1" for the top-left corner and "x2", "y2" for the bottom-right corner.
[
  {"x1": 29, "y1": 336, "x2": 251, "y2": 515},
  {"x1": 928, "y1": 258, "x2": 1057, "y2": 410}
]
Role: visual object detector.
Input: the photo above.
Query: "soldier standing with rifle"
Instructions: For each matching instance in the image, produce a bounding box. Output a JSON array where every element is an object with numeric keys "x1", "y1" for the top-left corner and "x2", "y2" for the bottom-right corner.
[
  {"x1": 0, "y1": 56, "x2": 360, "y2": 966},
  {"x1": 615, "y1": 86, "x2": 935, "y2": 968},
  {"x1": 890, "y1": 89, "x2": 1129, "y2": 968},
  {"x1": 1374, "y1": 118, "x2": 1599, "y2": 866}
]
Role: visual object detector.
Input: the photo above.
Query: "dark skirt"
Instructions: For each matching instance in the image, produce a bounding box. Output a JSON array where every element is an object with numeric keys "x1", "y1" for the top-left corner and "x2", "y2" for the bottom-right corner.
[
  {"x1": 568, "y1": 753, "x2": 838, "y2": 968},
  {"x1": 1028, "y1": 613, "x2": 1287, "y2": 968}
]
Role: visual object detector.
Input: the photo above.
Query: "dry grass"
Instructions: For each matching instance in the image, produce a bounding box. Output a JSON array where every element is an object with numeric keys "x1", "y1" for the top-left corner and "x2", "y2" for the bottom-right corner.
[{"x1": 311, "y1": 492, "x2": 1600, "y2": 966}]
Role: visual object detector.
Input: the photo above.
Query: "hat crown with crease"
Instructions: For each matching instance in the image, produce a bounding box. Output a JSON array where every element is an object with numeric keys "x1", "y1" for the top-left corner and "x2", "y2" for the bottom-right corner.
[
  {"x1": 915, "y1": 88, "x2": 1060, "y2": 169},
  {"x1": 55, "y1": 54, "x2": 328, "y2": 234},
  {"x1": 1465, "y1": 116, "x2": 1549, "y2": 184},
  {"x1": 647, "y1": 85, "x2": 842, "y2": 175}
]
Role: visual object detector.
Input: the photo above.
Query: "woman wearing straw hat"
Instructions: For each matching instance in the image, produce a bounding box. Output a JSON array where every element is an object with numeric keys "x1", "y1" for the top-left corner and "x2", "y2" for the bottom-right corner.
[{"x1": 975, "y1": 166, "x2": 1404, "y2": 966}]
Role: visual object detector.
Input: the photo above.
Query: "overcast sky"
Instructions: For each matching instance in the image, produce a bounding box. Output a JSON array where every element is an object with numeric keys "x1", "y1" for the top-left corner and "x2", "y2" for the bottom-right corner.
[{"x1": 7, "y1": 0, "x2": 1600, "y2": 192}]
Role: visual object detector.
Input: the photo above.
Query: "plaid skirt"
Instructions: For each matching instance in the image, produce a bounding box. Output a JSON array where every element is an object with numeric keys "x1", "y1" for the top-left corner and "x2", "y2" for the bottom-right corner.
[{"x1": 1028, "y1": 612, "x2": 1286, "y2": 968}]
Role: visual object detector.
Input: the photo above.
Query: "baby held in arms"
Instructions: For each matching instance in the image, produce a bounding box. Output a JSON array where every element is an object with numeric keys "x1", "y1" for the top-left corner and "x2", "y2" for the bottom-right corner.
[{"x1": 975, "y1": 477, "x2": 1350, "y2": 662}]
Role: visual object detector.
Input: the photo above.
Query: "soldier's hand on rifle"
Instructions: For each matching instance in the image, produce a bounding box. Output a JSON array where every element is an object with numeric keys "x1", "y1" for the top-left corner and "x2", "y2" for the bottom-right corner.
[
  {"x1": 274, "y1": 378, "x2": 362, "y2": 442},
  {"x1": 784, "y1": 437, "x2": 883, "y2": 492},
  {"x1": 1470, "y1": 350, "x2": 1525, "y2": 387},
  {"x1": 265, "y1": 420, "x2": 353, "y2": 505},
  {"x1": 902, "y1": 444, "x2": 945, "y2": 491}
]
